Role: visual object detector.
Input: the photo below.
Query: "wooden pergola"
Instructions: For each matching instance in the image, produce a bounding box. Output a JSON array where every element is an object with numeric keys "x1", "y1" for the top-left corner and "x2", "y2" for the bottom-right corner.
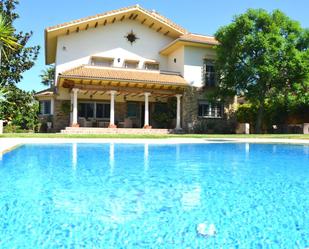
[{"x1": 58, "y1": 69, "x2": 188, "y2": 129}]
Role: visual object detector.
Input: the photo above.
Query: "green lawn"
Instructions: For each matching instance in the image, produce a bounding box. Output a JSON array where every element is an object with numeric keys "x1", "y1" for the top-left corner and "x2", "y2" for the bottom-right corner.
[{"x1": 0, "y1": 133, "x2": 308, "y2": 139}]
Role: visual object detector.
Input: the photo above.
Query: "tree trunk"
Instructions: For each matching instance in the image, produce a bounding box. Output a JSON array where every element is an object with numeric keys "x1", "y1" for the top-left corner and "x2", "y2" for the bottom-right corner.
[{"x1": 256, "y1": 100, "x2": 265, "y2": 134}]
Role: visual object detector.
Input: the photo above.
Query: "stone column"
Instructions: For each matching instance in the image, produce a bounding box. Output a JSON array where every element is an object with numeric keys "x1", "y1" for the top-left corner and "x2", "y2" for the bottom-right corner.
[
  {"x1": 71, "y1": 88, "x2": 79, "y2": 127},
  {"x1": 109, "y1": 90, "x2": 117, "y2": 128},
  {"x1": 144, "y1": 92, "x2": 151, "y2": 129},
  {"x1": 175, "y1": 94, "x2": 182, "y2": 130}
]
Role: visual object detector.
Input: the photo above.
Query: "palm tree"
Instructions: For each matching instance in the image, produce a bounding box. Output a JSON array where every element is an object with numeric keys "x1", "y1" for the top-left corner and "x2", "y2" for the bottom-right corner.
[
  {"x1": 40, "y1": 65, "x2": 55, "y2": 87},
  {"x1": 0, "y1": 13, "x2": 20, "y2": 66}
]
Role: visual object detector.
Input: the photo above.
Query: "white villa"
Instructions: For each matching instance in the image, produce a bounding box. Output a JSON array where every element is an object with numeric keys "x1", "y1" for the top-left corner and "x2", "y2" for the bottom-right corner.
[{"x1": 36, "y1": 4, "x2": 231, "y2": 133}]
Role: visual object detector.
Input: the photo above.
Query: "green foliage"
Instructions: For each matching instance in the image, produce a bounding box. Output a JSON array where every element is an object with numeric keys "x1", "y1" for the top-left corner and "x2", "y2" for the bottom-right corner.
[
  {"x1": 3, "y1": 123, "x2": 34, "y2": 133},
  {"x1": 152, "y1": 98, "x2": 176, "y2": 128},
  {"x1": 215, "y1": 9, "x2": 309, "y2": 133},
  {"x1": 193, "y1": 119, "x2": 237, "y2": 134},
  {"x1": 0, "y1": 13, "x2": 20, "y2": 64},
  {"x1": 61, "y1": 101, "x2": 71, "y2": 114},
  {"x1": 0, "y1": 86, "x2": 39, "y2": 130},
  {"x1": 236, "y1": 103, "x2": 256, "y2": 124},
  {"x1": 0, "y1": 0, "x2": 40, "y2": 86},
  {"x1": 236, "y1": 100, "x2": 309, "y2": 133},
  {"x1": 40, "y1": 65, "x2": 55, "y2": 87}
]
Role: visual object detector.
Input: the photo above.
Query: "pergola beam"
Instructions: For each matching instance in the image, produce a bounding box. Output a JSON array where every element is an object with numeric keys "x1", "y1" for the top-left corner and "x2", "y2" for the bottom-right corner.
[{"x1": 62, "y1": 81, "x2": 183, "y2": 95}]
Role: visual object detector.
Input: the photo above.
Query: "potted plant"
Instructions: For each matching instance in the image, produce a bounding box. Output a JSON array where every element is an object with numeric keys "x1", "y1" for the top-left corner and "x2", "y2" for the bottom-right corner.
[{"x1": 46, "y1": 115, "x2": 53, "y2": 129}]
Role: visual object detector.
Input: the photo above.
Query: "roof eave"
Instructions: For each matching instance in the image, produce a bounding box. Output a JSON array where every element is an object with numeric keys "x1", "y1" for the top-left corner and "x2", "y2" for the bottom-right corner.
[
  {"x1": 160, "y1": 39, "x2": 218, "y2": 55},
  {"x1": 58, "y1": 74, "x2": 188, "y2": 87}
]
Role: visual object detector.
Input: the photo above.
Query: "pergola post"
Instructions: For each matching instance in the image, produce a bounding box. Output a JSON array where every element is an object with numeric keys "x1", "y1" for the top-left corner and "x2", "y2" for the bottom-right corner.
[
  {"x1": 70, "y1": 92, "x2": 73, "y2": 125},
  {"x1": 71, "y1": 88, "x2": 79, "y2": 127},
  {"x1": 109, "y1": 90, "x2": 117, "y2": 128},
  {"x1": 175, "y1": 94, "x2": 182, "y2": 130},
  {"x1": 144, "y1": 92, "x2": 151, "y2": 129}
]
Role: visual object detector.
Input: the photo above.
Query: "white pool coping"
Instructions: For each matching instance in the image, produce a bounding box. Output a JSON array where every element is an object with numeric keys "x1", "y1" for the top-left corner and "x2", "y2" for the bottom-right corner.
[{"x1": 0, "y1": 137, "x2": 308, "y2": 155}]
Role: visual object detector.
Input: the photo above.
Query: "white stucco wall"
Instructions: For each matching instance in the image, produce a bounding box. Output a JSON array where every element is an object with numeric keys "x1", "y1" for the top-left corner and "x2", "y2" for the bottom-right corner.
[
  {"x1": 167, "y1": 46, "x2": 184, "y2": 76},
  {"x1": 55, "y1": 20, "x2": 174, "y2": 82},
  {"x1": 183, "y1": 46, "x2": 216, "y2": 87}
]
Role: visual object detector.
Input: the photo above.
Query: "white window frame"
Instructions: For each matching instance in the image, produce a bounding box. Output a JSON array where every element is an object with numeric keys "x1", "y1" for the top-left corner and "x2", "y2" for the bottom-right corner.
[
  {"x1": 198, "y1": 101, "x2": 223, "y2": 118},
  {"x1": 39, "y1": 100, "x2": 53, "y2": 115},
  {"x1": 124, "y1": 60, "x2": 139, "y2": 69},
  {"x1": 91, "y1": 57, "x2": 114, "y2": 67},
  {"x1": 144, "y1": 62, "x2": 159, "y2": 71},
  {"x1": 203, "y1": 59, "x2": 216, "y2": 87},
  {"x1": 78, "y1": 101, "x2": 110, "y2": 120}
]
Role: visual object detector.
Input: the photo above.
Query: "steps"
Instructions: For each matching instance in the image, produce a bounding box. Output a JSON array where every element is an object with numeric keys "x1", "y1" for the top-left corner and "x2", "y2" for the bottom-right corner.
[{"x1": 60, "y1": 127, "x2": 174, "y2": 135}]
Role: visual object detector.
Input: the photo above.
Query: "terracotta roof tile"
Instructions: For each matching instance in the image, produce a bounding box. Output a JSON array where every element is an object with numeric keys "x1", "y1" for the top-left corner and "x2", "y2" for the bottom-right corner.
[
  {"x1": 35, "y1": 88, "x2": 54, "y2": 97},
  {"x1": 46, "y1": 5, "x2": 187, "y2": 34},
  {"x1": 59, "y1": 66, "x2": 189, "y2": 86}
]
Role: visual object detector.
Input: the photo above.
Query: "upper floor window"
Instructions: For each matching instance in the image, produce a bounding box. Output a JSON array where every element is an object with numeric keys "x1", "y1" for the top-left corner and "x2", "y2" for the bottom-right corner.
[
  {"x1": 91, "y1": 57, "x2": 114, "y2": 67},
  {"x1": 203, "y1": 60, "x2": 216, "y2": 87},
  {"x1": 144, "y1": 62, "x2": 159, "y2": 71},
  {"x1": 125, "y1": 60, "x2": 139, "y2": 69},
  {"x1": 198, "y1": 101, "x2": 223, "y2": 118},
  {"x1": 39, "y1": 100, "x2": 51, "y2": 115}
]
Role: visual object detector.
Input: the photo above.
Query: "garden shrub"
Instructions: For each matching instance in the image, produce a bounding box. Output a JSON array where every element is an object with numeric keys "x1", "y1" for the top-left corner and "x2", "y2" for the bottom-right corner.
[{"x1": 193, "y1": 119, "x2": 237, "y2": 134}]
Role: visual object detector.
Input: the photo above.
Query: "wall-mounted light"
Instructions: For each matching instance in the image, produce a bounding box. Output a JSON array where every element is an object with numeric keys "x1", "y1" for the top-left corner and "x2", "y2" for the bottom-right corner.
[
  {"x1": 117, "y1": 58, "x2": 121, "y2": 63},
  {"x1": 62, "y1": 46, "x2": 67, "y2": 51},
  {"x1": 174, "y1": 58, "x2": 177, "y2": 63}
]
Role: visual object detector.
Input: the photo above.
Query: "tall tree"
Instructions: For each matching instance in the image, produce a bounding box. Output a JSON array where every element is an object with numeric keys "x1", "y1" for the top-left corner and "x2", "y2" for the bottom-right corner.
[
  {"x1": 215, "y1": 9, "x2": 309, "y2": 133},
  {"x1": 0, "y1": 0, "x2": 40, "y2": 86},
  {"x1": 40, "y1": 65, "x2": 55, "y2": 87}
]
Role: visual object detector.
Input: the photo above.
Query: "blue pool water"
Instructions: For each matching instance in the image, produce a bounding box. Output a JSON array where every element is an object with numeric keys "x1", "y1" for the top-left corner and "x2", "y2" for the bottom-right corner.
[{"x1": 0, "y1": 143, "x2": 308, "y2": 248}]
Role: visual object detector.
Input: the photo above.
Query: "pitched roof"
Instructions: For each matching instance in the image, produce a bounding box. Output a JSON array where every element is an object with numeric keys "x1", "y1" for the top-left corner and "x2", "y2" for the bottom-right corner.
[
  {"x1": 160, "y1": 33, "x2": 218, "y2": 55},
  {"x1": 45, "y1": 5, "x2": 187, "y2": 64},
  {"x1": 34, "y1": 88, "x2": 54, "y2": 97},
  {"x1": 179, "y1": 33, "x2": 219, "y2": 45},
  {"x1": 59, "y1": 66, "x2": 188, "y2": 86},
  {"x1": 47, "y1": 5, "x2": 187, "y2": 34}
]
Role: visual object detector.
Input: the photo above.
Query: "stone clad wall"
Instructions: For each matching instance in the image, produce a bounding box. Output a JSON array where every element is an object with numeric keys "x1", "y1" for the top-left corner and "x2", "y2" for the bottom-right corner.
[
  {"x1": 182, "y1": 86, "x2": 236, "y2": 132},
  {"x1": 53, "y1": 100, "x2": 70, "y2": 132},
  {"x1": 182, "y1": 86, "x2": 199, "y2": 131}
]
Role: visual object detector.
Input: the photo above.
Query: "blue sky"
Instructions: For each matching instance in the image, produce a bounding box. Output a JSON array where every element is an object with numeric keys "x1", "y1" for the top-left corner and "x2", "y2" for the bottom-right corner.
[{"x1": 14, "y1": 0, "x2": 309, "y2": 92}]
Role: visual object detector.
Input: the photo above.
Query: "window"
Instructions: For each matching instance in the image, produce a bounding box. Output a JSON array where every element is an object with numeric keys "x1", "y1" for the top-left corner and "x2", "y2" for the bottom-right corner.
[
  {"x1": 39, "y1": 100, "x2": 51, "y2": 115},
  {"x1": 78, "y1": 102, "x2": 110, "y2": 119},
  {"x1": 96, "y1": 103, "x2": 110, "y2": 119},
  {"x1": 127, "y1": 102, "x2": 139, "y2": 117},
  {"x1": 145, "y1": 62, "x2": 159, "y2": 71},
  {"x1": 125, "y1": 60, "x2": 139, "y2": 69},
  {"x1": 198, "y1": 101, "x2": 223, "y2": 118},
  {"x1": 203, "y1": 60, "x2": 216, "y2": 87},
  {"x1": 78, "y1": 103, "x2": 94, "y2": 119},
  {"x1": 91, "y1": 57, "x2": 113, "y2": 67}
]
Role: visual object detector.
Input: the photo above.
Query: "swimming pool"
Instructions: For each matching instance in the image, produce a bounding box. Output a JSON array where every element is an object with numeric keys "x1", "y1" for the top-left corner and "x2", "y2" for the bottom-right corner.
[{"x1": 0, "y1": 143, "x2": 308, "y2": 248}]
